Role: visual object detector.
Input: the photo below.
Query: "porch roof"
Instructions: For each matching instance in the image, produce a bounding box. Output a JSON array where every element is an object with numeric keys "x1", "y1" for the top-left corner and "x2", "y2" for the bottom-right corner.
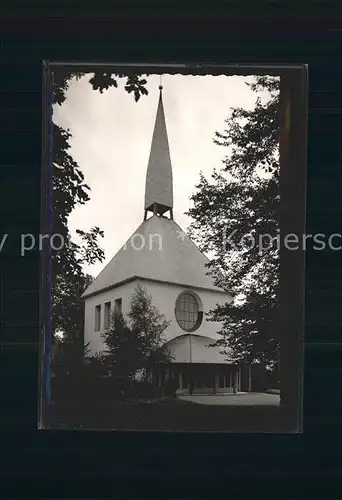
[{"x1": 165, "y1": 334, "x2": 235, "y2": 364}]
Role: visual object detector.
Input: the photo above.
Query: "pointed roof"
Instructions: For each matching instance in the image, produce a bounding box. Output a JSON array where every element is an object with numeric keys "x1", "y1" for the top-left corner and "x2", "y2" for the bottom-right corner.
[
  {"x1": 82, "y1": 87, "x2": 233, "y2": 301},
  {"x1": 82, "y1": 215, "x2": 231, "y2": 299},
  {"x1": 144, "y1": 86, "x2": 173, "y2": 215}
]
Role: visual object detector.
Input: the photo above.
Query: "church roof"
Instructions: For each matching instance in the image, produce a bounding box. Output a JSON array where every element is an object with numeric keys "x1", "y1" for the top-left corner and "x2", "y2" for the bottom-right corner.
[
  {"x1": 82, "y1": 85, "x2": 232, "y2": 300},
  {"x1": 82, "y1": 215, "x2": 230, "y2": 298},
  {"x1": 144, "y1": 87, "x2": 173, "y2": 214}
]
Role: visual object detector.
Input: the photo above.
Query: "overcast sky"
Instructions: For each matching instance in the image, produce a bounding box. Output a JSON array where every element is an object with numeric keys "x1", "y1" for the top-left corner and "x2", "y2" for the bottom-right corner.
[{"x1": 53, "y1": 72, "x2": 274, "y2": 278}]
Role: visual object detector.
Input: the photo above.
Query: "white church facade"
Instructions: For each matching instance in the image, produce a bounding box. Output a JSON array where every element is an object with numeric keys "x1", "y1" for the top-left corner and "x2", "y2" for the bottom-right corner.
[{"x1": 82, "y1": 85, "x2": 253, "y2": 395}]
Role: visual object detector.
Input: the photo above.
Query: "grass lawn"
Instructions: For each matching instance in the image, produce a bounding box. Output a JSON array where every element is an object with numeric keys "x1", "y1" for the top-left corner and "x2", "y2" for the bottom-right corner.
[{"x1": 45, "y1": 395, "x2": 291, "y2": 432}]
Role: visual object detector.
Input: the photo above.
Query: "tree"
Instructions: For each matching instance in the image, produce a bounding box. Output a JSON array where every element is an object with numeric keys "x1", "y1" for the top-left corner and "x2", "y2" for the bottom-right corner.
[
  {"x1": 102, "y1": 313, "x2": 143, "y2": 382},
  {"x1": 49, "y1": 70, "x2": 150, "y2": 405},
  {"x1": 51, "y1": 273, "x2": 93, "y2": 378},
  {"x1": 187, "y1": 76, "x2": 280, "y2": 375},
  {"x1": 128, "y1": 285, "x2": 172, "y2": 375},
  {"x1": 51, "y1": 70, "x2": 149, "y2": 341},
  {"x1": 53, "y1": 70, "x2": 149, "y2": 106},
  {"x1": 101, "y1": 285, "x2": 172, "y2": 383}
]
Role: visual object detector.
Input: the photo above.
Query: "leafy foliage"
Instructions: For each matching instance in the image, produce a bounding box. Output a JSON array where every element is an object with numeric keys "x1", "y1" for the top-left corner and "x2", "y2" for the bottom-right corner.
[
  {"x1": 101, "y1": 285, "x2": 172, "y2": 381},
  {"x1": 53, "y1": 69, "x2": 149, "y2": 106},
  {"x1": 51, "y1": 112, "x2": 105, "y2": 340},
  {"x1": 187, "y1": 76, "x2": 280, "y2": 371},
  {"x1": 128, "y1": 285, "x2": 172, "y2": 366},
  {"x1": 50, "y1": 69, "x2": 149, "y2": 386},
  {"x1": 89, "y1": 72, "x2": 149, "y2": 102},
  {"x1": 102, "y1": 313, "x2": 142, "y2": 381},
  {"x1": 51, "y1": 70, "x2": 148, "y2": 338}
]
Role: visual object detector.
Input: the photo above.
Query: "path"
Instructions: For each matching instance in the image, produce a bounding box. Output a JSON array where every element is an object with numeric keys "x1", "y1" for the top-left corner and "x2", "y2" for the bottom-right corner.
[{"x1": 178, "y1": 392, "x2": 280, "y2": 406}]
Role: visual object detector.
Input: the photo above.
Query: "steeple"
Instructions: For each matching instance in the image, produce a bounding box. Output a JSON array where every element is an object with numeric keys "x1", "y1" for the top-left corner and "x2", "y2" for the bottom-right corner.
[{"x1": 144, "y1": 83, "x2": 174, "y2": 220}]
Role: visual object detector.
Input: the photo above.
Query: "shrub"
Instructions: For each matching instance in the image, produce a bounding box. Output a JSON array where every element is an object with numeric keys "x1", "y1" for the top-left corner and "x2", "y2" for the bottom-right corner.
[
  {"x1": 165, "y1": 377, "x2": 179, "y2": 398},
  {"x1": 130, "y1": 381, "x2": 164, "y2": 400}
]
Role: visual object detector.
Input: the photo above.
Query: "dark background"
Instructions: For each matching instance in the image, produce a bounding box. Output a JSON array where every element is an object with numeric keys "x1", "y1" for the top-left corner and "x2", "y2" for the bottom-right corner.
[{"x1": 1, "y1": 2, "x2": 342, "y2": 497}]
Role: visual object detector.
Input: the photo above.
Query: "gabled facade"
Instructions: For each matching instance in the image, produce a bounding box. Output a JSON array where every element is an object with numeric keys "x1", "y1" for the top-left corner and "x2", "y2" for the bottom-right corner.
[{"x1": 82, "y1": 85, "x2": 253, "y2": 394}]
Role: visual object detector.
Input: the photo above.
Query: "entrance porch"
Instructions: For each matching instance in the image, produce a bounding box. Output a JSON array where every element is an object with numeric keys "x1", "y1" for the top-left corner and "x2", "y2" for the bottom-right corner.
[{"x1": 153, "y1": 363, "x2": 252, "y2": 395}]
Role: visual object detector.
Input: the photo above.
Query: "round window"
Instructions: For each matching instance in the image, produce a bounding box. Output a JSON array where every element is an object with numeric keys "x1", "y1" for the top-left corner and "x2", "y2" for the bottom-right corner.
[{"x1": 175, "y1": 292, "x2": 203, "y2": 332}]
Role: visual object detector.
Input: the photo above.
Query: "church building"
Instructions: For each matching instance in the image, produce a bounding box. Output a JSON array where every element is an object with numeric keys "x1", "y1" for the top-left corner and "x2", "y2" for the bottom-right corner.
[{"x1": 82, "y1": 85, "x2": 253, "y2": 394}]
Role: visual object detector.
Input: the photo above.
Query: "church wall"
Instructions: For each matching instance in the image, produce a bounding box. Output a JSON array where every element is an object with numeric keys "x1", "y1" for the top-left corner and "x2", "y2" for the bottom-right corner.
[
  {"x1": 84, "y1": 277, "x2": 231, "y2": 356},
  {"x1": 84, "y1": 280, "x2": 139, "y2": 356},
  {"x1": 135, "y1": 279, "x2": 230, "y2": 343}
]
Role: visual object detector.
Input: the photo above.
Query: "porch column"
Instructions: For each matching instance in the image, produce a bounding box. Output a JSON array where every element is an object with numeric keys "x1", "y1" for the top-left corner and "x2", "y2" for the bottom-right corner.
[
  {"x1": 233, "y1": 369, "x2": 237, "y2": 393},
  {"x1": 178, "y1": 371, "x2": 182, "y2": 389},
  {"x1": 248, "y1": 365, "x2": 252, "y2": 392},
  {"x1": 214, "y1": 371, "x2": 218, "y2": 394}
]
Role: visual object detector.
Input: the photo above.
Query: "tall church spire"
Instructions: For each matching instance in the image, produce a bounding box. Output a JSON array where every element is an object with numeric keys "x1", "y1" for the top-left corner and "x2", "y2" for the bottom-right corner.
[{"x1": 144, "y1": 83, "x2": 174, "y2": 220}]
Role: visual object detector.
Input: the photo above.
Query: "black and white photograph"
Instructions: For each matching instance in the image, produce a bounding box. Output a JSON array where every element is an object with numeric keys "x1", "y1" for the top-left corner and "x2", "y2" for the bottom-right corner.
[{"x1": 40, "y1": 64, "x2": 306, "y2": 431}]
